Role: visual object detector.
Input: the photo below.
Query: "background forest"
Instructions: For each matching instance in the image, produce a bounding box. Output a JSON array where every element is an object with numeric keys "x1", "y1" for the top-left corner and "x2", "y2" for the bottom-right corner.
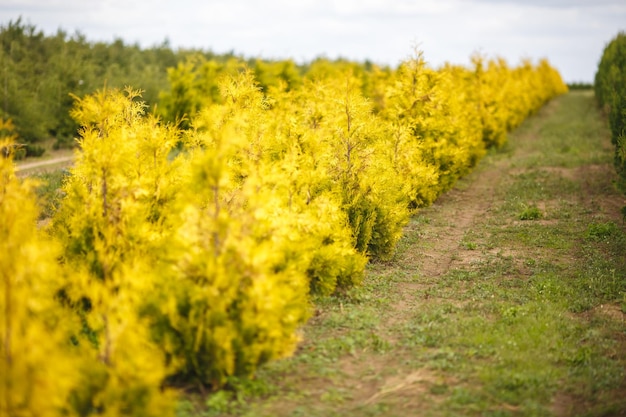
[{"x1": 0, "y1": 18, "x2": 383, "y2": 153}]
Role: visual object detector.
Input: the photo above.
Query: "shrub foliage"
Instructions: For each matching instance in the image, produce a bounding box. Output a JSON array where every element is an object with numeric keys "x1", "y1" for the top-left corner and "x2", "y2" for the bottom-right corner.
[{"x1": 595, "y1": 32, "x2": 626, "y2": 193}]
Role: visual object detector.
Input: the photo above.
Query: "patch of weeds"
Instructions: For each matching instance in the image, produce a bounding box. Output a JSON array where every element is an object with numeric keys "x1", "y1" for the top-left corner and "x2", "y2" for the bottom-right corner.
[
  {"x1": 554, "y1": 199, "x2": 576, "y2": 220},
  {"x1": 445, "y1": 268, "x2": 480, "y2": 282},
  {"x1": 529, "y1": 272, "x2": 570, "y2": 305},
  {"x1": 483, "y1": 368, "x2": 555, "y2": 407},
  {"x1": 426, "y1": 348, "x2": 461, "y2": 371},
  {"x1": 509, "y1": 169, "x2": 577, "y2": 201},
  {"x1": 32, "y1": 169, "x2": 68, "y2": 219},
  {"x1": 509, "y1": 171, "x2": 549, "y2": 201},
  {"x1": 452, "y1": 255, "x2": 519, "y2": 286},
  {"x1": 320, "y1": 387, "x2": 350, "y2": 404},
  {"x1": 567, "y1": 342, "x2": 626, "y2": 396},
  {"x1": 414, "y1": 214, "x2": 431, "y2": 225},
  {"x1": 571, "y1": 266, "x2": 625, "y2": 311},
  {"x1": 227, "y1": 376, "x2": 274, "y2": 399},
  {"x1": 204, "y1": 390, "x2": 234, "y2": 416},
  {"x1": 495, "y1": 223, "x2": 572, "y2": 250},
  {"x1": 314, "y1": 329, "x2": 390, "y2": 359},
  {"x1": 462, "y1": 240, "x2": 478, "y2": 250},
  {"x1": 193, "y1": 376, "x2": 276, "y2": 417},
  {"x1": 566, "y1": 225, "x2": 626, "y2": 309},
  {"x1": 461, "y1": 229, "x2": 483, "y2": 250},
  {"x1": 322, "y1": 305, "x2": 381, "y2": 331},
  {"x1": 496, "y1": 169, "x2": 579, "y2": 221},
  {"x1": 390, "y1": 228, "x2": 421, "y2": 259},
  {"x1": 369, "y1": 332, "x2": 392, "y2": 353},
  {"x1": 524, "y1": 258, "x2": 537, "y2": 268},
  {"x1": 176, "y1": 398, "x2": 199, "y2": 417},
  {"x1": 463, "y1": 281, "x2": 502, "y2": 303},
  {"x1": 429, "y1": 382, "x2": 450, "y2": 395},
  {"x1": 529, "y1": 250, "x2": 624, "y2": 313},
  {"x1": 399, "y1": 309, "x2": 456, "y2": 349},
  {"x1": 354, "y1": 402, "x2": 391, "y2": 417},
  {"x1": 518, "y1": 204, "x2": 542, "y2": 220},
  {"x1": 445, "y1": 386, "x2": 490, "y2": 413},
  {"x1": 585, "y1": 221, "x2": 620, "y2": 241}
]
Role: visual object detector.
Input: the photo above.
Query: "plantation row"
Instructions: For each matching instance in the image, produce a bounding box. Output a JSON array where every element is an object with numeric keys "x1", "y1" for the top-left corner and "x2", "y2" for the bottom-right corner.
[
  {"x1": 1, "y1": 53, "x2": 567, "y2": 416},
  {"x1": 595, "y1": 31, "x2": 626, "y2": 200}
]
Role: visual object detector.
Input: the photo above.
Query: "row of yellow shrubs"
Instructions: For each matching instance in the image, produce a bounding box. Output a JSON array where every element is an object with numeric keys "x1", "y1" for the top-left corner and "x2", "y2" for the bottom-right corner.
[{"x1": 1, "y1": 52, "x2": 566, "y2": 416}]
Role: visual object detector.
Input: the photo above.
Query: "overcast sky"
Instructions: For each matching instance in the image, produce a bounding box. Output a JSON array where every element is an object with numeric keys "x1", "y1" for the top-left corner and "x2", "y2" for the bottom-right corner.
[{"x1": 1, "y1": 0, "x2": 625, "y2": 83}]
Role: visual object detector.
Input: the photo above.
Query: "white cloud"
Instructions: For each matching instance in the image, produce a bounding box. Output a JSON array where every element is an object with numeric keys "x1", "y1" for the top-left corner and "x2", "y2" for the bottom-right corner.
[{"x1": 1, "y1": 0, "x2": 624, "y2": 81}]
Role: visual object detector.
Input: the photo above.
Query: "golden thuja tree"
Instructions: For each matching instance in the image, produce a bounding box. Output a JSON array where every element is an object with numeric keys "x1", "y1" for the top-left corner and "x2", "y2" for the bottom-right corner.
[
  {"x1": 379, "y1": 54, "x2": 455, "y2": 207},
  {"x1": 471, "y1": 55, "x2": 567, "y2": 148},
  {"x1": 471, "y1": 55, "x2": 513, "y2": 148},
  {"x1": 404, "y1": 64, "x2": 486, "y2": 193},
  {"x1": 0, "y1": 131, "x2": 80, "y2": 417},
  {"x1": 157, "y1": 55, "x2": 242, "y2": 128},
  {"x1": 297, "y1": 73, "x2": 409, "y2": 261},
  {"x1": 537, "y1": 58, "x2": 568, "y2": 102},
  {"x1": 52, "y1": 88, "x2": 177, "y2": 416},
  {"x1": 145, "y1": 70, "x2": 312, "y2": 388},
  {"x1": 190, "y1": 69, "x2": 370, "y2": 294},
  {"x1": 255, "y1": 79, "x2": 369, "y2": 295},
  {"x1": 253, "y1": 58, "x2": 303, "y2": 92},
  {"x1": 439, "y1": 63, "x2": 487, "y2": 171}
]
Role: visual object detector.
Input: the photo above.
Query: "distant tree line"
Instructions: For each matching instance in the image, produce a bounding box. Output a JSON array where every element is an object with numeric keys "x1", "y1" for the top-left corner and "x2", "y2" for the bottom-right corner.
[
  {"x1": 566, "y1": 82, "x2": 593, "y2": 90},
  {"x1": 0, "y1": 18, "x2": 241, "y2": 150}
]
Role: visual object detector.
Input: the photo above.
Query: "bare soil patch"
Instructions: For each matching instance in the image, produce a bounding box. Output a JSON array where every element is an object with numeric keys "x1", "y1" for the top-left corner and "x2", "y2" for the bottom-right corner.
[{"x1": 15, "y1": 154, "x2": 74, "y2": 175}]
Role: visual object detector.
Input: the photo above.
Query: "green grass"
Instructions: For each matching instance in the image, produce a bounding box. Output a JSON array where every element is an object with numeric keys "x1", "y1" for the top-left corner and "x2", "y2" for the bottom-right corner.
[
  {"x1": 176, "y1": 91, "x2": 626, "y2": 417},
  {"x1": 32, "y1": 169, "x2": 68, "y2": 219},
  {"x1": 509, "y1": 90, "x2": 612, "y2": 169}
]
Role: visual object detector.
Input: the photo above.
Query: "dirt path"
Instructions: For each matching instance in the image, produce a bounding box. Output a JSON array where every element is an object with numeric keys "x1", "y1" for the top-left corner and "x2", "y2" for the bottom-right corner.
[
  {"x1": 15, "y1": 154, "x2": 73, "y2": 175},
  {"x1": 416, "y1": 160, "x2": 505, "y2": 277}
]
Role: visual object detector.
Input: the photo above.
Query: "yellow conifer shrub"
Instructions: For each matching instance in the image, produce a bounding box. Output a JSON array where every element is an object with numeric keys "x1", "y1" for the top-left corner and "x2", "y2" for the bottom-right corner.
[
  {"x1": 142, "y1": 72, "x2": 312, "y2": 387},
  {"x1": 202, "y1": 69, "x2": 369, "y2": 292},
  {"x1": 379, "y1": 54, "x2": 471, "y2": 205},
  {"x1": 0, "y1": 135, "x2": 79, "y2": 417},
  {"x1": 52, "y1": 88, "x2": 176, "y2": 416},
  {"x1": 301, "y1": 73, "x2": 409, "y2": 260},
  {"x1": 261, "y1": 83, "x2": 369, "y2": 294}
]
